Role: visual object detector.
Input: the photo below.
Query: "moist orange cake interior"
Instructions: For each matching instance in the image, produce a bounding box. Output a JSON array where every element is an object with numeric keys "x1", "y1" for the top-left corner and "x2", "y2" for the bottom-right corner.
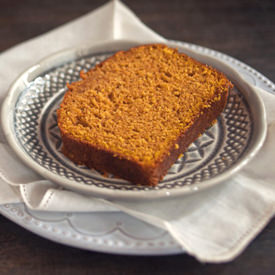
[{"x1": 58, "y1": 44, "x2": 231, "y2": 166}]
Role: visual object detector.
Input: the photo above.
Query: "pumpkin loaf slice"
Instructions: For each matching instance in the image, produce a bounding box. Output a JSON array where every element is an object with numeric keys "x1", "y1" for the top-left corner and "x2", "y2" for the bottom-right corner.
[{"x1": 57, "y1": 44, "x2": 233, "y2": 186}]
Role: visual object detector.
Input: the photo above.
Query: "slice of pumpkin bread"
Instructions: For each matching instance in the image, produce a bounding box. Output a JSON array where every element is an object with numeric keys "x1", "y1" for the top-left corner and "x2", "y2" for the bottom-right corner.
[{"x1": 57, "y1": 44, "x2": 232, "y2": 186}]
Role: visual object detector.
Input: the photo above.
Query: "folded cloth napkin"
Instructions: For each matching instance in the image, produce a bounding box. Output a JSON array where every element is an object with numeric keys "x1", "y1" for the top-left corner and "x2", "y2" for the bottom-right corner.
[{"x1": 0, "y1": 0, "x2": 275, "y2": 263}]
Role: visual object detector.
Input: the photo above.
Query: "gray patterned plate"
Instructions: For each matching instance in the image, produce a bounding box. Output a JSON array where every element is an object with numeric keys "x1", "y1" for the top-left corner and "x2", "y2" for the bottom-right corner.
[{"x1": 1, "y1": 40, "x2": 267, "y2": 200}]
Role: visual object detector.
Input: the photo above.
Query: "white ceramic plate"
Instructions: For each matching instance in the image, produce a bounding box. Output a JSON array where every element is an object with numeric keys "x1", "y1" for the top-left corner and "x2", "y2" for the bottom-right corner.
[
  {"x1": 0, "y1": 203, "x2": 182, "y2": 255},
  {"x1": 1, "y1": 40, "x2": 274, "y2": 255},
  {"x1": 1, "y1": 40, "x2": 267, "y2": 200}
]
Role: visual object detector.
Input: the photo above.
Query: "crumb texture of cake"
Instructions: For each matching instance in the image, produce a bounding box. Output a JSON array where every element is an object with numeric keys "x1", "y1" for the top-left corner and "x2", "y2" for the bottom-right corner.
[{"x1": 57, "y1": 44, "x2": 233, "y2": 186}]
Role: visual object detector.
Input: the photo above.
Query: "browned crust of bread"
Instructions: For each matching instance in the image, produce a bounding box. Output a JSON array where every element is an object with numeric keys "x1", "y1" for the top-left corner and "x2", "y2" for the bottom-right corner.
[{"x1": 59, "y1": 86, "x2": 228, "y2": 186}]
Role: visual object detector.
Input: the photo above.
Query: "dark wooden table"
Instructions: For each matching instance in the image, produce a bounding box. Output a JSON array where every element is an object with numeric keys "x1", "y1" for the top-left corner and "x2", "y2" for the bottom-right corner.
[{"x1": 0, "y1": 0, "x2": 274, "y2": 274}]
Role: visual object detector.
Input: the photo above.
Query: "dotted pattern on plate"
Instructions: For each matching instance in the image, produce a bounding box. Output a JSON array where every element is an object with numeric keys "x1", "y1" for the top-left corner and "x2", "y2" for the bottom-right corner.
[{"x1": 14, "y1": 51, "x2": 252, "y2": 191}]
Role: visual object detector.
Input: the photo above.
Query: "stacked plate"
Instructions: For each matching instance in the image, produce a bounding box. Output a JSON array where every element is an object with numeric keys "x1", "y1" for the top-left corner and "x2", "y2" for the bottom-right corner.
[{"x1": 0, "y1": 40, "x2": 270, "y2": 255}]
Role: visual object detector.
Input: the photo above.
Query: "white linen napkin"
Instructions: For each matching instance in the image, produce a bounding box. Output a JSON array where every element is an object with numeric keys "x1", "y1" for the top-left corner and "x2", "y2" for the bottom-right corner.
[{"x1": 0, "y1": 0, "x2": 275, "y2": 263}]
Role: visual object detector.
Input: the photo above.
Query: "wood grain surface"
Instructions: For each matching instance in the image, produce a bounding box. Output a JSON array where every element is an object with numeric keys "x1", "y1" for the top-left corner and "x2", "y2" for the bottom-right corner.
[{"x1": 0, "y1": 0, "x2": 274, "y2": 274}]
